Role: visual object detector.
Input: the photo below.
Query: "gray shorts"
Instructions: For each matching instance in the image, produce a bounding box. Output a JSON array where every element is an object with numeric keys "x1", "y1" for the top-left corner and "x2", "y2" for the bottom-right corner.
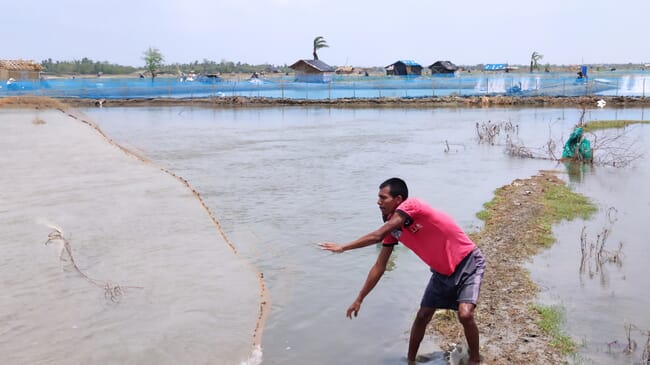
[{"x1": 420, "y1": 248, "x2": 485, "y2": 310}]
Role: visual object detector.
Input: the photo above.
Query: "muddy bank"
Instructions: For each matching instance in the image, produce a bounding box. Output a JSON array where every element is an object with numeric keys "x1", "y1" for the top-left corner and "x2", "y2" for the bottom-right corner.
[
  {"x1": 54, "y1": 95, "x2": 650, "y2": 109},
  {"x1": 2, "y1": 95, "x2": 649, "y2": 110},
  {"x1": 430, "y1": 171, "x2": 592, "y2": 364}
]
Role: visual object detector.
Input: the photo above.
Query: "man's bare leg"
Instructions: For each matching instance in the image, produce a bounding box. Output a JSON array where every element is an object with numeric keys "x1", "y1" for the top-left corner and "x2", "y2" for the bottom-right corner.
[
  {"x1": 407, "y1": 307, "x2": 436, "y2": 362},
  {"x1": 458, "y1": 302, "x2": 481, "y2": 364}
]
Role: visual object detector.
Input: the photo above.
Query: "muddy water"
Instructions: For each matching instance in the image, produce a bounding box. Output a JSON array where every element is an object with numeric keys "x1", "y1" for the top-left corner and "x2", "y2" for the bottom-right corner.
[
  {"x1": 83, "y1": 105, "x2": 648, "y2": 364},
  {"x1": 531, "y1": 146, "x2": 650, "y2": 362},
  {"x1": 3, "y1": 105, "x2": 648, "y2": 364},
  {"x1": 0, "y1": 110, "x2": 259, "y2": 364}
]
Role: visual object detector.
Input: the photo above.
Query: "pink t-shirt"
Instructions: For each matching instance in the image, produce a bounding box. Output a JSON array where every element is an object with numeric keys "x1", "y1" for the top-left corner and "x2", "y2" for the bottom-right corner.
[{"x1": 382, "y1": 198, "x2": 476, "y2": 275}]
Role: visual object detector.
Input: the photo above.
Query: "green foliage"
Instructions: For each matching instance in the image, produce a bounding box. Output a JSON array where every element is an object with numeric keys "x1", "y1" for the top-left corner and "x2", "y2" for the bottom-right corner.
[
  {"x1": 312, "y1": 36, "x2": 329, "y2": 60},
  {"x1": 530, "y1": 51, "x2": 544, "y2": 72},
  {"x1": 476, "y1": 200, "x2": 494, "y2": 221},
  {"x1": 142, "y1": 47, "x2": 164, "y2": 79},
  {"x1": 40, "y1": 58, "x2": 137, "y2": 75},
  {"x1": 531, "y1": 304, "x2": 577, "y2": 355},
  {"x1": 583, "y1": 120, "x2": 650, "y2": 132},
  {"x1": 537, "y1": 183, "x2": 597, "y2": 246},
  {"x1": 40, "y1": 57, "x2": 291, "y2": 77},
  {"x1": 543, "y1": 184, "x2": 597, "y2": 221},
  {"x1": 475, "y1": 188, "x2": 503, "y2": 221},
  {"x1": 159, "y1": 59, "x2": 291, "y2": 75}
]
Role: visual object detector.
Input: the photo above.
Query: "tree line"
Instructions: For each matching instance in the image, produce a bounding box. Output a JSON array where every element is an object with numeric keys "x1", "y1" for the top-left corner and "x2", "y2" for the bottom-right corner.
[
  {"x1": 41, "y1": 58, "x2": 137, "y2": 75},
  {"x1": 40, "y1": 57, "x2": 291, "y2": 76}
]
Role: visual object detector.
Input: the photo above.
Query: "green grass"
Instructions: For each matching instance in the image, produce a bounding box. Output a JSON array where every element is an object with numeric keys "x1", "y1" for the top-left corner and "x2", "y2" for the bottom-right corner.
[
  {"x1": 537, "y1": 184, "x2": 597, "y2": 246},
  {"x1": 531, "y1": 304, "x2": 576, "y2": 355},
  {"x1": 475, "y1": 187, "x2": 503, "y2": 221},
  {"x1": 530, "y1": 184, "x2": 596, "y2": 355},
  {"x1": 582, "y1": 120, "x2": 650, "y2": 132}
]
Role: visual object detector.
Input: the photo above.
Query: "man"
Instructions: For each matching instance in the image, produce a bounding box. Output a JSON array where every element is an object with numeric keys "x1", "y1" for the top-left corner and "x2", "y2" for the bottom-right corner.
[{"x1": 319, "y1": 177, "x2": 485, "y2": 364}]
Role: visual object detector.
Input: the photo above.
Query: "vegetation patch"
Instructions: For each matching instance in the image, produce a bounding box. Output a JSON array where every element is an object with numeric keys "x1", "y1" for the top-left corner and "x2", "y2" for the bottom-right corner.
[
  {"x1": 583, "y1": 120, "x2": 650, "y2": 132},
  {"x1": 475, "y1": 190, "x2": 503, "y2": 222},
  {"x1": 531, "y1": 304, "x2": 576, "y2": 355},
  {"x1": 429, "y1": 171, "x2": 595, "y2": 364},
  {"x1": 537, "y1": 184, "x2": 597, "y2": 246}
]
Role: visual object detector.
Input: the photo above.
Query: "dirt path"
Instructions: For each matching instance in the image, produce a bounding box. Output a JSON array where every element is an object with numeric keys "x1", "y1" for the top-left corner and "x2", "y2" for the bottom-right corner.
[
  {"x1": 430, "y1": 171, "x2": 579, "y2": 365},
  {"x1": 52, "y1": 95, "x2": 650, "y2": 108}
]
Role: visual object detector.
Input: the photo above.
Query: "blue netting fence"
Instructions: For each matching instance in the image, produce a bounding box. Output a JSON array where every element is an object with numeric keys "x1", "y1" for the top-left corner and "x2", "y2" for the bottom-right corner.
[{"x1": 1, "y1": 72, "x2": 648, "y2": 100}]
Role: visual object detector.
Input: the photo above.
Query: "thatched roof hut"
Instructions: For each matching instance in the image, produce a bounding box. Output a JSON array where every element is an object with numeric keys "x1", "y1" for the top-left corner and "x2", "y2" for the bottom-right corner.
[
  {"x1": 0, "y1": 60, "x2": 43, "y2": 80},
  {"x1": 335, "y1": 66, "x2": 354, "y2": 74}
]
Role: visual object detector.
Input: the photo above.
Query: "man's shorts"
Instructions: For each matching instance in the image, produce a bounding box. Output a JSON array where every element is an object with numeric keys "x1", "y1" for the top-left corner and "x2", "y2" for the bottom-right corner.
[{"x1": 420, "y1": 247, "x2": 485, "y2": 310}]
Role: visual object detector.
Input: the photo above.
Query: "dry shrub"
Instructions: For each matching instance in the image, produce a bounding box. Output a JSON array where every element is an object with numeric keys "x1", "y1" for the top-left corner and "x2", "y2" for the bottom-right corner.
[
  {"x1": 579, "y1": 207, "x2": 624, "y2": 285},
  {"x1": 475, "y1": 120, "x2": 517, "y2": 145},
  {"x1": 32, "y1": 117, "x2": 46, "y2": 125},
  {"x1": 505, "y1": 134, "x2": 535, "y2": 158},
  {"x1": 0, "y1": 96, "x2": 68, "y2": 110}
]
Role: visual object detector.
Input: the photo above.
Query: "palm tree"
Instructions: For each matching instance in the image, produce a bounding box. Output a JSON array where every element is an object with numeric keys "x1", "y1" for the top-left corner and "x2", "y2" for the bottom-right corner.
[
  {"x1": 312, "y1": 36, "x2": 329, "y2": 60},
  {"x1": 530, "y1": 51, "x2": 544, "y2": 73}
]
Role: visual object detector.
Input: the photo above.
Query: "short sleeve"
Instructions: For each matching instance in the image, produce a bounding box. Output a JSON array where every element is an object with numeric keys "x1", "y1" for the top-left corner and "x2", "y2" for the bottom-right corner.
[
  {"x1": 382, "y1": 232, "x2": 398, "y2": 246},
  {"x1": 396, "y1": 198, "x2": 422, "y2": 227}
]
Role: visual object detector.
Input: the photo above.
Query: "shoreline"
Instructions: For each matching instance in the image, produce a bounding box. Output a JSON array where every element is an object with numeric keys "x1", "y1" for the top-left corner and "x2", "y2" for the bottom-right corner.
[
  {"x1": 430, "y1": 171, "x2": 594, "y2": 364},
  {"x1": 55, "y1": 95, "x2": 650, "y2": 109},
  {"x1": 2, "y1": 95, "x2": 649, "y2": 110}
]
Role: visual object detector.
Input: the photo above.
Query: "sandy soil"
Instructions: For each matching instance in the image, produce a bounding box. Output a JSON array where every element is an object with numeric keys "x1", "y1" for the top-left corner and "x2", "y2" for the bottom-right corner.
[{"x1": 430, "y1": 171, "x2": 574, "y2": 365}]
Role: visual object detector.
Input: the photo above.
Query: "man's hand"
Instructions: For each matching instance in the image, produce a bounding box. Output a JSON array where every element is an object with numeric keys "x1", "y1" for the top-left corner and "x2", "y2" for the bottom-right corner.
[
  {"x1": 346, "y1": 301, "x2": 361, "y2": 319},
  {"x1": 318, "y1": 242, "x2": 344, "y2": 253}
]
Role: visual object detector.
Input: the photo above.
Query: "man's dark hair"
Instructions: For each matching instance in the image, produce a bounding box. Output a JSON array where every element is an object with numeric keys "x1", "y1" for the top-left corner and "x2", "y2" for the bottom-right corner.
[{"x1": 379, "y1": 177, "x2": 408, "y2": 200}]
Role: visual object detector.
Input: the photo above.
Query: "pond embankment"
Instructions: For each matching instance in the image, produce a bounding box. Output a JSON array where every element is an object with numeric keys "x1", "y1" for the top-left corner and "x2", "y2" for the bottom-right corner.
[
  {"x1": 52, "y1": 95, "x2": 650, "y2": 109},
  {"x1": 430, "y1": 171, "x2": 596, "y2": 365}
]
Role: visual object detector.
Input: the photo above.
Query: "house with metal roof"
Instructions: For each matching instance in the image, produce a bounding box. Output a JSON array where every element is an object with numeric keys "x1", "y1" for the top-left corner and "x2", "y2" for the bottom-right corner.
[
  {"x1": 428, "y1": 61, "x2": 458, "y2": 76},
  {"x1": 289, "y1": 59, "x2": 336, "y2": 83},
  {"x1": 0, "y1": 59, "x2": 42, "y2": 80},
  {"x1": 385, "y1": 60, "x2": 422, "y2": 76}
]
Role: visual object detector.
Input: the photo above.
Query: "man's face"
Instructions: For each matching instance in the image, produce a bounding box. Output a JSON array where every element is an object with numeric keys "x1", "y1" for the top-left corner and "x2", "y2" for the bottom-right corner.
[{"x1": 377, "y1": 186, "x2": 402, "y2": 219}]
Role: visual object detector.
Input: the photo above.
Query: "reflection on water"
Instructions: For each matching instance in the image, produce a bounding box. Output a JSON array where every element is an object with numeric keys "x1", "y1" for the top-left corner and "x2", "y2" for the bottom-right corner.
[
  {"x1": 565, "y1": 161, "x2": 593, "y2": 183},
  {"x1": 578, "y1": 207, "x2": 625, "y2": 288}
]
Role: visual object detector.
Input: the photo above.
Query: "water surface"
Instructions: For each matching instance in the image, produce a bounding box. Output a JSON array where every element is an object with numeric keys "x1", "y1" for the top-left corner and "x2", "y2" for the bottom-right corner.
[
  {"x1": 3, "y1": 105, "x2": 648, "y2": 364},
  {"x1": 86, "y1": 105, "x2": 650, "y2": 364}
]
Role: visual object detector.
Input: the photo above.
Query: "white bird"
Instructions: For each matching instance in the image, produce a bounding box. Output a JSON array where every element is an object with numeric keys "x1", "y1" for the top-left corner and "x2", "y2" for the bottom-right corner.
[{"x1": 596, "y1": 99, "x2": 606, "y2": 108}]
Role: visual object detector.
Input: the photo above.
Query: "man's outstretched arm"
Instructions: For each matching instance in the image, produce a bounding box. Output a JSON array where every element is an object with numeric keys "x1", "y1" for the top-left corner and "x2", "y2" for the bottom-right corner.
[
  {"x1": 347, "y1": 244, "x2": 394, "y2": 318},
  {"x1": 318, "y1": 213, "x2": 404, "y2": 253}
]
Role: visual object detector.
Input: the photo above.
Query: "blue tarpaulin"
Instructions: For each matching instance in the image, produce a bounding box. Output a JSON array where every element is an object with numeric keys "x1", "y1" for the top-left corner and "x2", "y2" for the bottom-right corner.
[{"x1": 484, "y1": 64, "x2": 507, "y2": 71}]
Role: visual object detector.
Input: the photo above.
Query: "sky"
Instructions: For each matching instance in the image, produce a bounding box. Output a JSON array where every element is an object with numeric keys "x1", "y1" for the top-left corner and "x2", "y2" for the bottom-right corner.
[{"x1": 3, "y1": 0, "x2": 649, "y2": 68}]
